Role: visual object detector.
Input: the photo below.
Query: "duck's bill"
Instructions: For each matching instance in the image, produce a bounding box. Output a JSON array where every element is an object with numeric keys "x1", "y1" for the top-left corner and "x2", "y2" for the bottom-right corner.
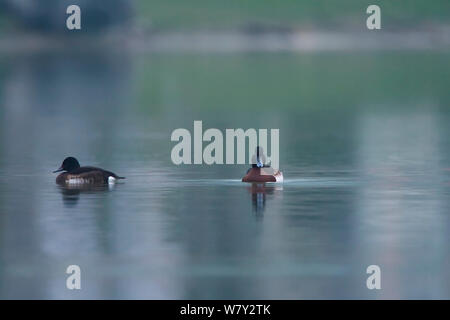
[{"x1": 53, "y1": 168, "x2": 63, "y2": 173}]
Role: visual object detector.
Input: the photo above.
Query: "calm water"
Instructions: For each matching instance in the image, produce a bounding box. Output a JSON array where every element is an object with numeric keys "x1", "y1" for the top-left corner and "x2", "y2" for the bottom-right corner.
[{"x1": 0, "y1": 50, "x2": 449, "y2": 299}]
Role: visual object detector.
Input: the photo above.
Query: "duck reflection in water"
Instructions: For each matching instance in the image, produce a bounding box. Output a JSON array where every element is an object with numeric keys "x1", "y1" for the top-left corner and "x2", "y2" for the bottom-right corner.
[
  {"x1": 58, "y1": 184, "x2": 115, "y2": 207},
  {"x1": 247, "y1": 183, "x2": 282, "y2": 217}
]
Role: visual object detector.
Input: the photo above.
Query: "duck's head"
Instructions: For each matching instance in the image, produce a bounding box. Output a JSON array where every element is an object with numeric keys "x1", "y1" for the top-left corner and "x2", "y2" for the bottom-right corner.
[
  {"x1": 255, "y1": 146, "x2": 264, "y2": 156},
  {"x1": 53, "y1": 157, "x2": 81, "y2": 173}
]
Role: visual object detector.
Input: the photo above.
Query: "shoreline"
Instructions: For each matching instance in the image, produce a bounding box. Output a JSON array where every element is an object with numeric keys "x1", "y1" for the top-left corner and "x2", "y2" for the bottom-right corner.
[{"x1": 0, "y1": 27, "x2": 449, "y2": 54}]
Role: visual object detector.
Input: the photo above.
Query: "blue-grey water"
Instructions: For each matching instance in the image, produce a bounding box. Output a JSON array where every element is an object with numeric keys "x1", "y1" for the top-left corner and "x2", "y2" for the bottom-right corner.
[{"x1": 0, "y1": 51, "x2": 449, "y2": 299}]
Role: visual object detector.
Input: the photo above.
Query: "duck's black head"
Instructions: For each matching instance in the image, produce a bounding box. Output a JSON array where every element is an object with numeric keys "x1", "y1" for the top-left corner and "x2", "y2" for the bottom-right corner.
[
  {"x1": 53, "y1": 157, "x2": 81, "y2": 173},
  {"x1": 255, "y1": 146, "x2": 264, "y2": 157}
]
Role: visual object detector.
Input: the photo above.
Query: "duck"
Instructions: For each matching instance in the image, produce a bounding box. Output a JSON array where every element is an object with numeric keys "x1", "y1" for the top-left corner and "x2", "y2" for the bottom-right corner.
[
  {"x1": 242, "y1": 146, "x2": 283, "y2": 183},
  {"x1": 242, "y1": 167, "x2": 283, "y2": 183},
  {"x1": 53, "y1": 157, "x2": 125, "y2": 185}
]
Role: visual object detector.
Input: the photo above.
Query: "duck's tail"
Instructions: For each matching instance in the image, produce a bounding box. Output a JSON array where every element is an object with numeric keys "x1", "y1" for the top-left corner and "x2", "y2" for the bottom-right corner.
[{"x1": 108, "y1": 175, "x2": 125, "y2": 184}]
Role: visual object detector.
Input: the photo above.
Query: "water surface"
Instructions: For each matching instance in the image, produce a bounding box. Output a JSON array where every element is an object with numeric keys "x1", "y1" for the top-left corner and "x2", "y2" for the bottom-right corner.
[{"x1": 0, "y1": 51, "x2": 449, "y2": 299}]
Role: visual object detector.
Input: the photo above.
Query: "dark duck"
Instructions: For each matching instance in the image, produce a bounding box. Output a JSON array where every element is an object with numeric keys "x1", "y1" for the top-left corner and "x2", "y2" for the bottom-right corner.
[{"x1": 53, "y1": 157, "x2": 125, "y2": 185}]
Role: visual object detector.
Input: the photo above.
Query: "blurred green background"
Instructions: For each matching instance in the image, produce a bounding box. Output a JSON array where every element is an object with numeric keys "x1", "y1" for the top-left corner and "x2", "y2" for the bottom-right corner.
[
  {"x1": 135, "y1": 0, "x2": 450, "y2": 30},
  {"x1": 0, "y1": 0, "x2": 449, "y2": 32}
]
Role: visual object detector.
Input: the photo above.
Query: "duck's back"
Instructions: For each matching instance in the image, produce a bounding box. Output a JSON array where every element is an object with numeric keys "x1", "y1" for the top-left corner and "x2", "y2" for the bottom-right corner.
[{"x1": 56, "y1": 166, "x2": 120, "y2": 185}]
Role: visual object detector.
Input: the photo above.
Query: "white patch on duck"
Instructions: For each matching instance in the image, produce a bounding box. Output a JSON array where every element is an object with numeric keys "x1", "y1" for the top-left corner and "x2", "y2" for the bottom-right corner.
[
  {"x1": 108, "y1": 176, "x2": 116, "y2": 184},
  {"x1": 275, "y1": 172, "x2": 284, "y2": 183},
  {"x1": 67, "y1": 178, "x2": 86, "y2": 184}
]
